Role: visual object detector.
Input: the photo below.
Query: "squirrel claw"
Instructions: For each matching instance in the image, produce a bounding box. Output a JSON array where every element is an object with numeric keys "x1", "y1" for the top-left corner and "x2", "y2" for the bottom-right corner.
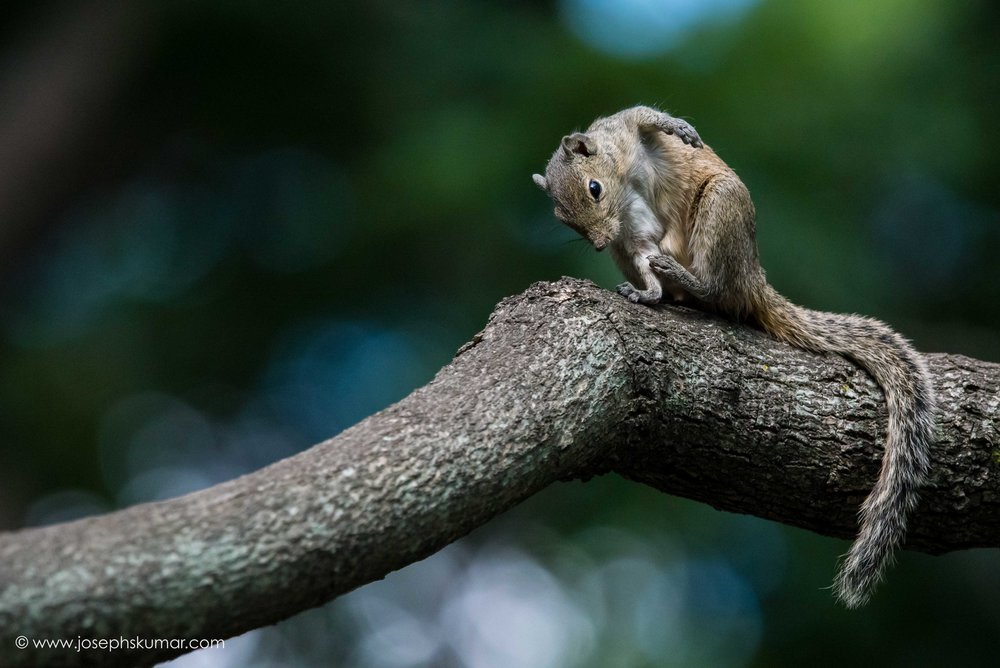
[
  {"x1": 616, "y1": 282, "x2": 639, "y2": 303},
  {"x1": 617, "y1": 281, "x2": 659, "y2": 304},
  {"x1": 647, "y1": 253, "x2": 680, "y2": 273},
  {"x1": 666, "y1": 119, "x2": 703, "y2": 148}
]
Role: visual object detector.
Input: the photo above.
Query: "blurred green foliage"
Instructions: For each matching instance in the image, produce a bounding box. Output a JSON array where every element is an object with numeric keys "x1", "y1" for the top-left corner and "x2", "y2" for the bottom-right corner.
[{"x1": 0, "y1": 1, "x2": 998, "y2": 666}]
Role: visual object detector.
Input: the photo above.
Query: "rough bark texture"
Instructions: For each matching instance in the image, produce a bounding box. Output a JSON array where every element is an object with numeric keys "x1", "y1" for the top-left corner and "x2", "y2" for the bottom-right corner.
[{"x1": 1, "y1": 277, "x2": 997, "y2": 666}]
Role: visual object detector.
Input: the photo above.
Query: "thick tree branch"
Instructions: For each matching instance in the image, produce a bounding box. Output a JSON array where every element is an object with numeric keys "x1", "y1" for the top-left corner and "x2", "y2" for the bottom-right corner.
[{"x1": 1, "y1": 278, "x2": 998, "y2": 666}]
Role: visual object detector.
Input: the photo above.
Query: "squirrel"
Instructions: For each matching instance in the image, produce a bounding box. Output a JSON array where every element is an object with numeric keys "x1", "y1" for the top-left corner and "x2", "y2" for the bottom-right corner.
[{"x1": 532, "y1": 105, "x2": 935, "y2": 608}]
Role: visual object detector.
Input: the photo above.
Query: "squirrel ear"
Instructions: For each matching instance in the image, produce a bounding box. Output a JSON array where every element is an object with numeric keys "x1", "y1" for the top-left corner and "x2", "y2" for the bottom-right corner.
[
  {"x1": 532, "y1": 173, "x2": 548, "y2": 191},
  {"x1": 561, "y1": 132, "x2": 597, "y2": 157}
]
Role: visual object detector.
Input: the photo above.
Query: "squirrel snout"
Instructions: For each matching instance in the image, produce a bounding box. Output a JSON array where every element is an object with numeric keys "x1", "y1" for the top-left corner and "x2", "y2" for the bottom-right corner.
[{"x1": 589, "y1": 232, "x2": 613, "y2": 251}]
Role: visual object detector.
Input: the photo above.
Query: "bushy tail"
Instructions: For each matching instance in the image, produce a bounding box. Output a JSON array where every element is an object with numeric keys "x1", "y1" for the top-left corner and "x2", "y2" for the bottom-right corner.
[{"x1": 753, "y1": 284, "x2": 935, "y2": 607}]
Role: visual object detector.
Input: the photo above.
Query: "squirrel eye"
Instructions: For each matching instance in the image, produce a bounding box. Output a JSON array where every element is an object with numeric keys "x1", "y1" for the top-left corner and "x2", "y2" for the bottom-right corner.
[{"x1": 588, "y1": 179, "x2": 602, "y2": 200}]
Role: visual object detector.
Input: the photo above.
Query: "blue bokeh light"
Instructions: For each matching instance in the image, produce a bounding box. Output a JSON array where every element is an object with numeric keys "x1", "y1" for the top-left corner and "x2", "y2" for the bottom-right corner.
[
  {"x1": 560, "y1": 0, "x2": 759, "y2": 59},
  {"x1": 262, "y1": 320, "x2": 430, "y2": 442},
  {"x1": 2, "y1": 144, "x2": 348, "y2": 348}
]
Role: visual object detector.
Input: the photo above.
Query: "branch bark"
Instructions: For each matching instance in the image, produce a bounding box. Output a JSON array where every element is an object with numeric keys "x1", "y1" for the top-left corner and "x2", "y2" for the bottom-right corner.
[{"x1": 1, "y1": 278, "x2": 998, "y2": 666}]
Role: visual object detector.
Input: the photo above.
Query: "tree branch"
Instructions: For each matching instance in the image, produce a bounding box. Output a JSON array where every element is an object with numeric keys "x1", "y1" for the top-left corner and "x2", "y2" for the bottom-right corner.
[{"x1": 1, "y1": 277, "x2": 997, "y2": 666}]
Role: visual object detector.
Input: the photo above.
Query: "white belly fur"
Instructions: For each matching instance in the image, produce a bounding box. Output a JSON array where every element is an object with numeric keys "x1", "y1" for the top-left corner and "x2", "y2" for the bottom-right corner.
[{"x1": 611, "y1": 192, "x2": 690, "y2": 302}]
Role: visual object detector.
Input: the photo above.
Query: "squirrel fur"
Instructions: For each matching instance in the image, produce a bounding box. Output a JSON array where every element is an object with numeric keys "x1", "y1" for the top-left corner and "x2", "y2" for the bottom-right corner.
[{"x1": 532, "y1": 105, "x2": 935, "y2": 608}]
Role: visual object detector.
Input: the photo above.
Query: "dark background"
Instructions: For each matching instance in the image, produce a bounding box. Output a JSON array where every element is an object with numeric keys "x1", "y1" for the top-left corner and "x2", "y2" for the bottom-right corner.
[{"x1": 1, "y1": 1, "x2": 998, "y2": 666}]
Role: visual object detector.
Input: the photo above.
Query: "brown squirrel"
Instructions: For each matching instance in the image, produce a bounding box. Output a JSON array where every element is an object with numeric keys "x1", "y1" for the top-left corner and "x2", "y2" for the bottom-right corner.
[{"x1": 532, "y1": 105, "x2": 935, "y2": 607}]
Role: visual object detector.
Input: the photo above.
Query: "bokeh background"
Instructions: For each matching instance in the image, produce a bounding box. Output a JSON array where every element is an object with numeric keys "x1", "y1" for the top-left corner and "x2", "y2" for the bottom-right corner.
[{"x1": 1, "y1": 1, "x2": 998, "y2": 666}]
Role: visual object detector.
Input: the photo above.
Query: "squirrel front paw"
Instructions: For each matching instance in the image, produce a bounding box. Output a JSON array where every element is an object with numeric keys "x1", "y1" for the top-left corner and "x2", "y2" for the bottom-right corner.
[
  {"x1": 616, "y1": 282, "x2": 661, "y2": 304},
  {"x1": 664, "y1": 119, "x2": 703, "y2": 148}
]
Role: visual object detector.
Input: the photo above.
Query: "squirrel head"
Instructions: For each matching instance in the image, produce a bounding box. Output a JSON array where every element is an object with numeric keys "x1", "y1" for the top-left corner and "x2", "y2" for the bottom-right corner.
[{"x1": 533, "y1": 132, "x2": 622, "y2": 251}]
